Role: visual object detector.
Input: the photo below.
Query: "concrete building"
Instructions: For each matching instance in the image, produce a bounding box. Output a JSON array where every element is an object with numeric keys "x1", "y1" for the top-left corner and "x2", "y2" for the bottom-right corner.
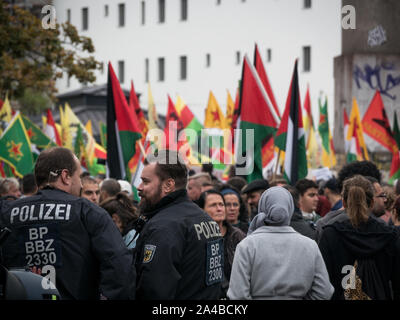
[
  {"x1": 53, "y1": 0, "x2": 342, "y2": 129},
  {"x1": 334, "y1": 0, "x2": 400, "y2": 159}
]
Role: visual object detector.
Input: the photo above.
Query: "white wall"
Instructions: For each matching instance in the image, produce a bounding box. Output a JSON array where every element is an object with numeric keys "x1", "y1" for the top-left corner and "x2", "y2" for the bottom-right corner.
[{"x1": 54, "y1": 0, "x2": 342, "y2": 129}]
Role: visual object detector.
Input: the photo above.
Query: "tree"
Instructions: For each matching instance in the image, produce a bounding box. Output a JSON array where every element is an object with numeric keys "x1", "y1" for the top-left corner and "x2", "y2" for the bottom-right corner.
[{"x1": 0, "y1": 4, "x2": 102, "y2": 114}]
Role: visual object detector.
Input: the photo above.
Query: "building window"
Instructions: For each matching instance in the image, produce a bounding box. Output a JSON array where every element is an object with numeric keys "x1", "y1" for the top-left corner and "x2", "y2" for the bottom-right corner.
[
  {"x1": 118, "y1": 60, "x2": 125, "y2": 83},
  {"x1": 304, "y1": 0, "x2": 311, "y2": 9},
  {"x1": 303, "y1": 46, "x2": 311, "y2": 72},
  {"x1": 67, "y1": 76, "x2": 70, "y2": 88},
  {"x1": 104, "y1": 5, "x2": 109, "y2": 17},
  {"x1": 158, "y1": 57, "x2": 165, "y2": 81},
  {"x1": 67, "y1": 9, "x2": 71, "y2": 23},
  {"x1": 216, "y1": 0, "x2": 221, "y2": 5},
  {"x1": 181, "y1": 0, "x2": 188, "y2": 21},
  {"x1": 118, "y1": 3, "x2": 125, "y2": 27},
  {"x1": 145, "y1": 58, "x2": 149, "y2": 82},
  {"x1": 180, "y1": 56, "x2": 187, "y2": 80},
  {"x1": 82, "y1": 7, "x2": 88, "y2": 30},
  {"x1": 206, "y1": 54, "x2": 211, "y2": 67},
  {"x1": 235, "y1": 51, "x2": 241, "y2": 65},
  {"x1": 266, "y1": 48, "x2": 272, "y2": 62},
  {"x1": 141, "y1": 1, "x2": 145, "y2": 25},
  {"x1": 159, "y1": 0, "x2": 165, "y2": 23}
]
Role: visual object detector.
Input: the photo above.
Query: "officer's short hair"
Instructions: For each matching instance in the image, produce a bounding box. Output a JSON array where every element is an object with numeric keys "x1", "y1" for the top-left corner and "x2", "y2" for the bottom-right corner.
[
  {"x1": 146, "y1": 150, "x2": 188, "y2": 190},
  {"x1": 34, "y1": 147, "x2": 78, "y2": 188}
]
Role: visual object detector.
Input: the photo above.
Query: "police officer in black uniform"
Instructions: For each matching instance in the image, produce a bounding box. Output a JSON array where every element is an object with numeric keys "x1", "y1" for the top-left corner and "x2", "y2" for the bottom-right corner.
[
  {"x1": 135, "y1": 150, "x2": 223, "y2": 299},
  {"x1": 0, "y1": 147, "x2": 136, "y2": 299}
]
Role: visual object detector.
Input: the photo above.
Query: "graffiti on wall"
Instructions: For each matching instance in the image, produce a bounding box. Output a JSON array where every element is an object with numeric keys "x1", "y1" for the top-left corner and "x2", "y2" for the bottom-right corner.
[{"x1": 353, "y1": 62, "x2": 400, "y2": 100}]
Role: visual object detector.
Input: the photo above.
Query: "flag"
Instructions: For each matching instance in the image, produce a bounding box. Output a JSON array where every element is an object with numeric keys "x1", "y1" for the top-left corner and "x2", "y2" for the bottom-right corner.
[
  {"x1": 275, "y1": 60, "x2": 307, "y2": 185},
  {"x1": 254, "y1": 44, "x2": 281, "y2": 119},
  {"x1": 318, "y1": 96, "x2": 337, "y2": 168},
  {"x1": 74, "y1": 123, "x2": 87, "y2": 167},
  {"x1": 107, "y1": 62, "x2": 142, "y2": 180},
  {"x1": 362, "y1": 90, "x2": 398, "y2": 154},
  {"x1": 147, "y1": 82, "x2": 160, "y2": 129},
  {"x1": 0, "y1": 112, "x2": 34, "y2": 177},
  {"x1": 390, "y1": 111, "x2": 400, "y2": 183},
  {"x1": 238, "y1": 55, "x2": 280, "y2": 182},
  {"x1": 0, "y1": 94, "x2": 13, "y2": 133},
  {"x1": 85, "y1": 120, "x2": 93, "y2": 136},
  {"x1": 226, "y1": 90, "x2": 235, "y2": 128},
  {"x1": 44, "y1": 109, "x2": 62, "y2": 146},
  {"x1": 21, "y1": 114, "x2": 56, "y2": 148},
  {"x1": 303, "y1": 85, "x2": 319, "y2": 168},
  {"x1": 204, "y1": 91, "x2": 228, "y2": 129},
  {"x1": 347, "y1": 98, "x2": 369, "y2": 161}
]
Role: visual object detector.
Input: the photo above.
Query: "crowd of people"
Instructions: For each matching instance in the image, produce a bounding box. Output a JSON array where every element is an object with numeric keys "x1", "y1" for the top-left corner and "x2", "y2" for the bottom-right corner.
[{"x1": 1, "y1": 146, "x2": 400, "y2": 300}]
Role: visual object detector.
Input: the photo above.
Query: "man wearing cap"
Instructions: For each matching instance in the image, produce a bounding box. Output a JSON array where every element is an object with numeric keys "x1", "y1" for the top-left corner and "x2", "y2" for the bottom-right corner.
[{"x1": 241, "y1": 179, "x2": 270, "y2": 220}]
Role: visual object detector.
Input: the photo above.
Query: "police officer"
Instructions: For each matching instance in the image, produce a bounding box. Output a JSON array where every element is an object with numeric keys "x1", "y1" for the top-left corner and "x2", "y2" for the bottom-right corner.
[
  {"x1": 135, "y1": 150, "x2": 223, "y2": 299},
  {"x1": 0, "y1": 147, "x2": 136, "y2": 299}
]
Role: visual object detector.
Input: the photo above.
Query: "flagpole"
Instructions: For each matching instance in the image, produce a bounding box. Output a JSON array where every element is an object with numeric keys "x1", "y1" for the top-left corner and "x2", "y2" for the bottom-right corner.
[{"x1": 273, "y1": 149, "x2": 281, "y2": 180}]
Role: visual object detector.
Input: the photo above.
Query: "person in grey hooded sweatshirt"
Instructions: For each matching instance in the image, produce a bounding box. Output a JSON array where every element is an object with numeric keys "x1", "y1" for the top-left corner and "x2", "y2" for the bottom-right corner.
[{"x1": 227, "y1": 186, "x2": 334, "y2": 300}]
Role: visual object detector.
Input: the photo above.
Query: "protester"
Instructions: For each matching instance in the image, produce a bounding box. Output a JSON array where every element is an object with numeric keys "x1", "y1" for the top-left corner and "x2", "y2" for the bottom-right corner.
[
  {"x1": 241, "y1": 179, "x2": 270, "y2": 220},
  {"x1": 227, "y1": 187, "x2": 333, "y2": 300},
  {"x1": 187, "y1": 172, "x2": 211, "y2": 202},
  {"x1": 323, "y1": 177, "x2": 343, "y2": 212},
  {"x1": 202, "y1": 163, "x2": 218, "y2": 182},
  {"x1": 316, "y1": 161, "x2": 382, "y2": 242},
  {"x1": 316, "y1": 195, "x2": 332, "y2": 218},
  {"x1": 365, "y1": 176, "x2": 387, "y2": 221},
  {"x1": 0, "y1": 177, "x2": 21, "y2": 200},
  {"x1": 295, "y1": 179, "x2": 321, "y2": 225},
  {"x1": 381, "y1": 186, "x2": 396, "y2": 224},
  {"x1": 100, "y1": 192, "x2": 139, "y2": 249},
  {"x1": 135, "y1": 150, "x2": 223, "y2": 299},
  {"x1": 118, "y1": 179, "x2": 133, "y2": 199},
  {"x1": 220, "y1": 185, "x2": 249, "y2": 233},
  {"x1": 99, "y1": 178, "x2": 121, "y2": 203},
  {"x1": 0, "y1": 147, "x2": 136, "y2": 299},
  {"x1": 318, "y1": 175, "x2": 400, "y2": 300},
  {"x1": 81, "y1": 175, "x2": 100, "y2": 205},
  {"x1": 227, "y1": 176, "x2": 247, "y2": 193},
  {"x1": 390, "y1": 196, "x2": 400, "y2": 228},
  {"x1": 198, "y1": 189, "x2": 245, "y2": 298},
  {"x1": 21, "y1": 173, "x2": 38, "y2": 197},
  {"x1": 283, "y1": 185, "x2": 317, "y2": 240},
  {"x1": 201, "y1": 181, "x2": 214, "y2": 193}
]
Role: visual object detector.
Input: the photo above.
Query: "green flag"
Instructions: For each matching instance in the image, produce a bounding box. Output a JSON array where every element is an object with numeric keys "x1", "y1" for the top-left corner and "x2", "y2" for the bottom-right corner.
[
  {"x1": 0, "y1": 113, "x2": 34, "y2": 177},
  {"x1": 74, "y1": 124, "x2": 85, "y2": 160},
  {"x1": 22, "y1": 114, "x2": 57, "y2": 148}
]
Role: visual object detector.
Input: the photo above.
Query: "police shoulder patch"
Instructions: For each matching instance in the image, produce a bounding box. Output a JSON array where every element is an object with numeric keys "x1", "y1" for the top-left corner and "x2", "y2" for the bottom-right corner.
[{"x1": 143, "y1": 244, "x2": 157, "y2": 263}]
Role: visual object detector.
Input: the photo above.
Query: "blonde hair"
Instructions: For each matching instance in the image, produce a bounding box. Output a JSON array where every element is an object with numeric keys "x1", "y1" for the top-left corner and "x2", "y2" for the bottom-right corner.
[{"x1": 342, "y1": 175, "x2": 374, "y2": 228}]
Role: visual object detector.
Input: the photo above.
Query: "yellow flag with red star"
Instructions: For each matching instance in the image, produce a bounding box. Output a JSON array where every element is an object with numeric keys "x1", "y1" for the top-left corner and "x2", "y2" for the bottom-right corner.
[{"x1": 0, "y1": 112, "x2": 34, "y2": 177}]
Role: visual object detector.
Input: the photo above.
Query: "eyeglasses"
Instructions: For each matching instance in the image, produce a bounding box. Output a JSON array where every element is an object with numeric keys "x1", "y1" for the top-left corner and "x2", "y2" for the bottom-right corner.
[{"x1": 375, "y1": 193, "x2": 387, "y2": 199}]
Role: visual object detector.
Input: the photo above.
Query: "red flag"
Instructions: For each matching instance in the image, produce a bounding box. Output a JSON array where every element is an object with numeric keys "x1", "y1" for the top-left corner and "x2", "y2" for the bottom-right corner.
[
  {"x1": 362, "y1": 91, "x2": 398, "y2": 154},
  {"x1": 45, "y1": 109, "x2": 62, "y2": 146},
  {"x1": 254, "y1": 44, "x2": 281, "y2": 119},
  {"x1": 163, "y1": 95, "x2": 187, "y2": 154}
]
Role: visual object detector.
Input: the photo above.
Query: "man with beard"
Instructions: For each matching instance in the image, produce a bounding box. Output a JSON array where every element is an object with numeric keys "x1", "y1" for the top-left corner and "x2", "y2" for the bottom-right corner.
[
  {"x1": 365, "y1": 176, "x2": 387, "y2": 220},
  {"x1": 135, "y1": 150, "x2": 223, "y2": 300},
  {"x1": 241, "y1": 179, "x2": 270, "y2": 221}
]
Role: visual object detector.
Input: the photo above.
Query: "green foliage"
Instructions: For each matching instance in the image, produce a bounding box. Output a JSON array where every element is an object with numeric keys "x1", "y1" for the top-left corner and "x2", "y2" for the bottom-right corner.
[
  {"x1": 0, "y1": 4, "x2": 101, "y2": 114},
  {"x1": 18, "y1": 88, "x2": 52, "y2": 115}
]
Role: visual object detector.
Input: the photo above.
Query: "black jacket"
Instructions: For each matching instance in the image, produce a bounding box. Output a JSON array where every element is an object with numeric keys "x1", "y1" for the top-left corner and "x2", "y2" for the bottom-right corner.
[
  {"x1": 290, "y1": 207, "x2": 316, "y2": 240},
  {"x1": 319, "y1": 216, "x2": 400, "y2": 300},
  {"x1": 135, "y1": 189, "x2": 223, "y2": 300},
  {"x1": 0, "y1": 187, "x2": 136, "y2": 300}
]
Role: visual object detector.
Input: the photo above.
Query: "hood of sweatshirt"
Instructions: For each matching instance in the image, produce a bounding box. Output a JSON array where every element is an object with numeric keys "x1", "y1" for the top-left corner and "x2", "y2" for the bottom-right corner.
[{"x1": 329, "y1": 215, "x2": 399, "y2": 258}]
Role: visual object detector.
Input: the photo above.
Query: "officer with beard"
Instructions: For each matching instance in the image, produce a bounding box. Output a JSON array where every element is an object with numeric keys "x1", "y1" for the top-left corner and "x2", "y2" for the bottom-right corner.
[{"x1": 135, "y1": 150, "x2": 223, "y2": 300}]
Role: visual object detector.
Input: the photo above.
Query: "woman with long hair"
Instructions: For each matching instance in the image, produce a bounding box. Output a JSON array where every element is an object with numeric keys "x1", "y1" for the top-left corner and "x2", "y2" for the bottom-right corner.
[
  {"x1": 100, "y1": 192, "x2": 139, "y2": 249},
  {"x1": 319, "y1": 175, "x2": 400, "y2": 300}
]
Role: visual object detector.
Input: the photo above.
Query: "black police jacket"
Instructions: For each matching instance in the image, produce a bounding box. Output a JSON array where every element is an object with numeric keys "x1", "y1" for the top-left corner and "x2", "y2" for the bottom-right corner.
[
  {"x1": 135, "y1": 189, "x2": 223, "y2": 300},
  {"x1": 0, "y1": 187, "x2": 136, "y2": 300}
]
